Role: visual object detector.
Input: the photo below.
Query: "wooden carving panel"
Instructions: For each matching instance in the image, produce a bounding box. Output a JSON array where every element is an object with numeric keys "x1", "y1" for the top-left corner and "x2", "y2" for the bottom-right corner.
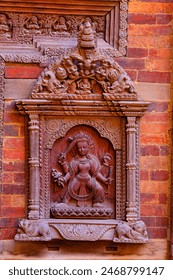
[
  {"x1": 14, "y1": 18, "x2": 150, "y2": 244},
  {"x1": 50, "y1": 125, "x2": 115, "y2": 218},
  {"x1": 0, "y1": 0, "x2": 128, "y2": 56}
]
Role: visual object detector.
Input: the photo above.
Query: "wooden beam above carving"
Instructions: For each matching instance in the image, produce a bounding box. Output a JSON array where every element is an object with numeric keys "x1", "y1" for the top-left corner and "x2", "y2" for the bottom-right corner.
[{"x1": 0, "y1": 0, "x2": 119, "y2": 15}]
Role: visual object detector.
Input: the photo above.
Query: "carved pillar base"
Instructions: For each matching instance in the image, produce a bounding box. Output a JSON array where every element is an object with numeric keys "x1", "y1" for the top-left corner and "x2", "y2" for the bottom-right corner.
[
  {"x1": 28, "y1": 201, "x2": 40, "y2": 220},
  {"x1": 126, "y1": 202, "x2": 137, "y2": 223}
]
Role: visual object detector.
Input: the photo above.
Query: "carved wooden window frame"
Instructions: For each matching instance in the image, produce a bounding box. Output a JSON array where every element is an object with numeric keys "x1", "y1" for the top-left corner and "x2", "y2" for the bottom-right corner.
[{"x1": 12, "y1": 17, "x2": 150, "y2": 243}]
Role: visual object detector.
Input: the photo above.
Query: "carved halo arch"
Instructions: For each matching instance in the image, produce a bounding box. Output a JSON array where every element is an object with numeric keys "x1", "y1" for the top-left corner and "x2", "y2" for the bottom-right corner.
[{"x1": 45, "y1": 119, "x2": 121, "y2": 150}]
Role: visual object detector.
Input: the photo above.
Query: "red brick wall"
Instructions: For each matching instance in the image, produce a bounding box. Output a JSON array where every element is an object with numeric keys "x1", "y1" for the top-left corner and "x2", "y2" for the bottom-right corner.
[
  {"x1": 119, "y1": 0, "x2": 172, "y2": 240},
  {"x1": 0, "y1": 0, "x2": 172, "y2": 258},
  {"x1": 0, "y1": 64, "x2": 44, "y2": 240}
]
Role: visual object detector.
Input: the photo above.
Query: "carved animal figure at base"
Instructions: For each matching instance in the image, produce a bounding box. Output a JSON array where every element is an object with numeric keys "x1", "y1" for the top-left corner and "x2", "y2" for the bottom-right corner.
[
  {"x1": 113, "y1": 221, "x2": 148, "y2": 242},
  {"x1": 16, "y1": 219, "x2": 51, "y2": 240}
]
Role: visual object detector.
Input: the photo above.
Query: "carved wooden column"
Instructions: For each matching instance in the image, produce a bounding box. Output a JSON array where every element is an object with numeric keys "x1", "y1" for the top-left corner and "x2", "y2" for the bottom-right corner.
[
  {"x1": 126, "y1": 116, "x2": 138, "y2": 222},
  {"x1": 28, "y1": 114, "x2": 40, "y2": 219}
]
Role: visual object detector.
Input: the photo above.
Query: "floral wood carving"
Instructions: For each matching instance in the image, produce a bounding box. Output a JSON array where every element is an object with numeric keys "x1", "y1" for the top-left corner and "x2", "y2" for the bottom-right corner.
[{"x1": 50, "y1": 224, "x2": 114, "y2": 241}]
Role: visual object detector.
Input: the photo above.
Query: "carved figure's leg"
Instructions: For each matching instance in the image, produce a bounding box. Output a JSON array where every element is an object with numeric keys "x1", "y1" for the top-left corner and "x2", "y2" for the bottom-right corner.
[
  {"x1": 63, "y1": 178, "x2": 81, "y2": 204},
  {"x1": 62, "y1": 191, "x2": 71, "y2": 204},
  {"x1": 92, "y1": 182, "x2": 105, "y2": 206}
]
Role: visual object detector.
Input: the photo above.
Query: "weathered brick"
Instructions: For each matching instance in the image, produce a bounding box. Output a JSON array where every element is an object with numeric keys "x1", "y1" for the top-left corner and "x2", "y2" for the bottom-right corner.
[
  {"x1": 141, "y1": 216, "x2": 156, "y2": 227},
  {"x1": 129, "y1": 2, "x2": 165, "y2": 14},
  {"x1": 141, "y1": 204, "x2": 167, "y2": 216},
  {"x1": 159, "y1": 193, "x2": 167, "y2": 204},
  {"x1": 140, "y1": 181, "x2": 167, "y2": 194},
  {"x1": 164, "y1": 3, "x2": 173, "y2": 14},
  {"x1": 14, "y1": 173, "x2": 25, "y2": 184},
  {"x1": 3, "y1": 138, "x2": 25, "y2": 149},
  {"x1": 5, "y1": 64, "x2": 44, "y2": 79},
  {"x1": 3, "y1": 161, "x2": 25, "y2": 172},
  {"x1": 139, "y1": 0, "x2": 173, "y2": 2},
  {"x1": 1, "y1": 207, "x2": 25, "y2": 218},
  {"x1": 125, "y1": 70, "x2": 138, "y2": 81},
  {"x1": 129, "y1": 25, "x2": 172, "y2": 37},
  {"x1": 151, "y1": 170, "x2": 169, "y2": 181},
  {"x1": 140, "y1": 193, "x2": 158, "y2": 204},
  {"x1": 149, "y1": 48, "x2": 171, "y2": 59},
  {"x1": 4, "y1": 112, "x2": 24, "y2": 124},
  {"x1": 143, "y1": 113, "x2": 168, "y2": 123},
  {"x1": 19, "y1": 125, "x2": 26, "y2": 137},
  {"x1": 127, "y1": 48, "x2": 148, "y2": 58},
  {"x1": 3, "y1": 125, "x2": 19, "y2": 137},
  {"x1": 156, "y1": 14, "x2": 173, "y2": 24},
  {"x1": 128, "y1": 13, "x2": 156, "y2": 24},
  {"x1": 2, "y1": 184, "x2": 25, "y2": 195},
  {"x1": 160, "y1": 146, "x2": 169, "y2": 156},
  {"x1": 138, "y1": 71, "x2": 171, "y2": 83},
  {"x1": 148, "y1": 228, "x2": 167, "y2": 239},
  {"x1": 141, "y1": 157, "x2": 168, "y2": 170},
  {"x1": 0, "y1": 228, "x2": 17, "y2": 240},
  {"x1": 140, "y1": 122, "x2": 168, "y2": 134},
  {"x1": 129, "y1": 35, "x2": 171, "y2": 49},
  {"x1": 140, "y1": 145, "x2": 160, "y2": 156},
  {"x1": 140, "y1": 170, "x2": 149, "y2": 180},
  {"x1": 115, "y1": 57, "x2": 145, "y2": 70},
  {"x1": 3, "y1": 149, "x2": 25, "y2": 161},
  {"x1": 0, "y1": 218, "x2": 18, "y2": 228},
  {"x1": 155, "y1": 217, "x2": 168, "y2": 227},
  {"x1": 145, "y1": 58, "x2": 171, "y2": 72},
  {"x1": 1, "y1": 173, "x2": 14, "y2": 184},
  {"x1": 1, "y1": 194, "x2": 25, "y2": 207}
]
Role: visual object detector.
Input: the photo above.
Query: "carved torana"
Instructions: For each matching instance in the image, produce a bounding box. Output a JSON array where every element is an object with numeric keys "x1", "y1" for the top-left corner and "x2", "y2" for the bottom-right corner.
[
  {"x1": 14, "y1": 18, "x2": 150, "y2": 244},
  {"x1": 30, "y1": 20, "x2": 136, "y2": 102}
]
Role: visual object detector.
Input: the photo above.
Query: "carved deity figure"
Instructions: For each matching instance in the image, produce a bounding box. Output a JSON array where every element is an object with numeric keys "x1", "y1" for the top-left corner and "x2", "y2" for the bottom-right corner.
[
  {"x1": 52, "y1": 133, "x2": 112, "y2": 207},
  {"x1": 25, "y1": 15, "x2": 41, "y2": 34},
  {"x1": 52, "y1": 16, "x2": 70, "y2": 34},
  {"x1": 0, "y1": 14, "x2": 12, "y2": 38}
]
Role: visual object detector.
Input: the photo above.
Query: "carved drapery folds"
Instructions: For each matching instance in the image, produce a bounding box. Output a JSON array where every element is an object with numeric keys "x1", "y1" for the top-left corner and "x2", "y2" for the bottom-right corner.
[{"x1": 15, "y1": 19, "x2": 150, "y2": 244}]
